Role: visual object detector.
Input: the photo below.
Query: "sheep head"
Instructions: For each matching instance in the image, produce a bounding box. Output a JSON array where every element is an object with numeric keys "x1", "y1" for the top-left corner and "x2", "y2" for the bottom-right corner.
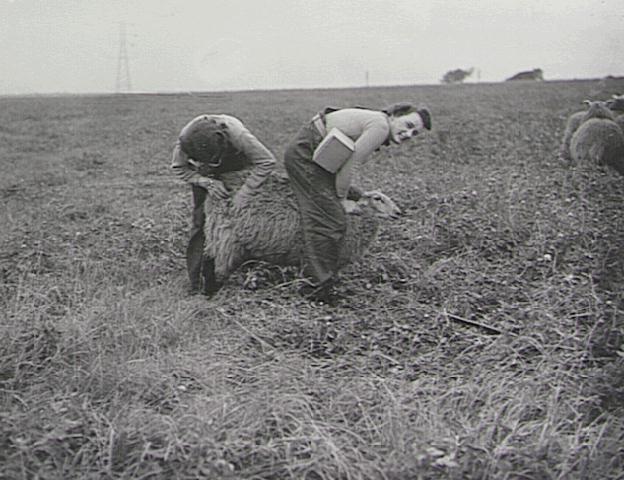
[
  {"x1": 606, "y1": 94, "x2": 624, "y2": 112},
  {"x1": 581, "y1": 100, "x2": 616, "y2": 122},
  {"x1": 344, "y1": 190, "x2": 401, "y2": 219}
]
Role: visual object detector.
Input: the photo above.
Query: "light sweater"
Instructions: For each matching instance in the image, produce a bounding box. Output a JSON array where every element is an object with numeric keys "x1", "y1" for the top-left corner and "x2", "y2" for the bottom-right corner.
[{"x1": 324, "y1": 109, "x2": 391, "y2": 198}]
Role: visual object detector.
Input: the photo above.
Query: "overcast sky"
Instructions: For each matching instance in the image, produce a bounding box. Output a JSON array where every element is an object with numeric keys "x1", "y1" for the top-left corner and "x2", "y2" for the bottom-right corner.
[{"x1": 1, "y1": 0, "x2": 622, "y2": 95}]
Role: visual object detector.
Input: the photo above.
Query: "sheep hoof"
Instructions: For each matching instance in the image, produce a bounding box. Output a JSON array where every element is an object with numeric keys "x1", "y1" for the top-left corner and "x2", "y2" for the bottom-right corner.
[{"x1": 299, "y1": 282, "x2": 343, "y2": 306}]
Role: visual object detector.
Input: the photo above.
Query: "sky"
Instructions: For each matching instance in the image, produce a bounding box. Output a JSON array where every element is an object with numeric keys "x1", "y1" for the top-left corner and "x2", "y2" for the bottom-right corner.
[{"x1": 0, "y1": 0, "x2": 622, "y2": 95}]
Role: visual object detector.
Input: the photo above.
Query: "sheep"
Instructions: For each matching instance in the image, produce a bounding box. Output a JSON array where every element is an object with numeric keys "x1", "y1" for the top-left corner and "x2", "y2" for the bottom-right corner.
[
  {"x1": 606, "y1": 94, "x2": 624, "y2": 132},
  {"x1": 606, "y1": 93, "x2": 624, "y2": 113},
  {"x1": 200, "y1": 171, "x2": 402, "y2": 295},
  {"x1": 559, "y1": 111, "x2": 588, "y2": 162},
  {"x1": 559, "y1": 98, "x2": 624, "y2": 162},
  {"x1": 569, "y1": 100, "x2": 624, "y2": 175}
]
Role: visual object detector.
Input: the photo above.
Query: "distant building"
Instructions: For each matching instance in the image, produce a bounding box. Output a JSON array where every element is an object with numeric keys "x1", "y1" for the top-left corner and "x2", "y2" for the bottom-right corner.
[{"x1": 506, "y1": 68, "x2": 544, "y2": 81}]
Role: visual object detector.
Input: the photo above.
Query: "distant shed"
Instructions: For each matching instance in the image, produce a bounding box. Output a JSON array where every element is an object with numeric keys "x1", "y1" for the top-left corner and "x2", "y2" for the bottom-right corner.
[{"x1": 506, "y1": 68, "x2": 544, "y2": 81}]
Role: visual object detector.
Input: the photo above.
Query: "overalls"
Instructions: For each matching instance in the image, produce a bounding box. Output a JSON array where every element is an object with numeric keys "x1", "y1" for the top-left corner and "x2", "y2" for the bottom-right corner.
[{"x1": 283, "y1": 108, "x2": 347, "y2": 287}]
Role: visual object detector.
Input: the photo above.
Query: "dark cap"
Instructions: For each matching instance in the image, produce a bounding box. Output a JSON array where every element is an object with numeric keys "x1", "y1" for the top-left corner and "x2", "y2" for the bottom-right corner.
[
  {"x1": 383, "y1": 103, "x2": 432, "y2": 130},
  {"x1": 179, "y1": 116, "x2": 229, "y2": 165},
  {"x1": 417, "y1": 108, "x2": 432, "y2": 130}
]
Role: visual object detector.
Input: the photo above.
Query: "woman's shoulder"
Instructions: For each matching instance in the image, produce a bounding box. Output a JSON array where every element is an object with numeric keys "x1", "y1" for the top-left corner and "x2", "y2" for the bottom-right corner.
[
  {"x1": 337, "y1": 107, "x2": 383, "y2": 116},
  {"x1": 331, "y1": 108, "x2": 387, "y2": 124},
  {"x1": 326, "y1": 109, "x2": 389, "y2": 139}
]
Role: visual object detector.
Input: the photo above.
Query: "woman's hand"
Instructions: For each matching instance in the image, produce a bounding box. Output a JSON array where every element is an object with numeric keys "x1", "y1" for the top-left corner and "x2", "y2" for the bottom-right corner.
[
  {"x1": 232, "y1": 184, "x2": 254, "y2": 210},
  {"x1": 341, "y1": 198, "x2": 361, "y2": 215},
  {"x1": 198, "y1": 177, "x2": 229, "y2": 199}
]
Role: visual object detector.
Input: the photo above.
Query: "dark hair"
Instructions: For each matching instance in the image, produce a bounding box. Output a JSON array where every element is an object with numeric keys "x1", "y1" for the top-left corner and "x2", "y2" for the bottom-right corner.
[
  {"x1": 383, "y1": 103, "x2": 432, "y2": 130},
  {"x1": 179, "y1": 116, "x2": 230, "y2": 166},
  {"x1": 417, "y1": 108, "x2": 432, "y2": 130}
]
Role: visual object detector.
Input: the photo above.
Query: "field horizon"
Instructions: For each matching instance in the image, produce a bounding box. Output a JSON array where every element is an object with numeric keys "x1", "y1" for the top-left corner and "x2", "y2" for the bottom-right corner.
[
  {"x1": 2, "y1": 75, "x2": 621, "y2": 100},
  {"x1": 1, "y1": 78, "x2": 623, "y2": 479}
]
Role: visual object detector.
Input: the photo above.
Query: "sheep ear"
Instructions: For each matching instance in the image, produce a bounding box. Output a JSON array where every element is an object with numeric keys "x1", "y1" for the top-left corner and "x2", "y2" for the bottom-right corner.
[
  {"x1": 582, "y1": 100, "x2": 591, "y2": 107},
  {"x1": 362, "y1": 190, "x2": 381, "y2": 198}
]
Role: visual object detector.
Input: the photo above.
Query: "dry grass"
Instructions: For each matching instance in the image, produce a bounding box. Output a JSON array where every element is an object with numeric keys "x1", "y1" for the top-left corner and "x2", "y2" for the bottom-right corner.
[{"x1": 1, "y1": 80, "x2": 624, "y2": 479}]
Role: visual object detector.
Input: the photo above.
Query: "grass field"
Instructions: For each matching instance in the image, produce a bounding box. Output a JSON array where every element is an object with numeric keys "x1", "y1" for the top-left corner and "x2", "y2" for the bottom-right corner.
[{"x1": 1, "y1": 79, "x2": 624, "y2": 479}]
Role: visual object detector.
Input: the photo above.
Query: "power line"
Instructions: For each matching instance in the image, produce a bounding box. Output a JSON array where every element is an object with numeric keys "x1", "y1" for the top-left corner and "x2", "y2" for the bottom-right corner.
[{"x1": 115, "y1": 22, "x2": 132, "y2": 93}]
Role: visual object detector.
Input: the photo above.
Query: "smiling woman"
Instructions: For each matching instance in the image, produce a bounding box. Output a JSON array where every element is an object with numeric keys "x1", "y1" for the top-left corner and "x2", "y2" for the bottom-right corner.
[
  {"x1": 386, "y1": 103, "x2": 432, "y2": 143},
  {"x1": 283, "y1": 102, "x2": 432, "y2": 302}
]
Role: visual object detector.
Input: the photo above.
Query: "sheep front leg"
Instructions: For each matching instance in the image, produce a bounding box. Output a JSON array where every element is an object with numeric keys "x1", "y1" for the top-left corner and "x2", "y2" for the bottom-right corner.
[
  {"x1": 202, "y1": 212, "x2": 229, "y2": 296},
  {"x1": 213, "y1": 245, "x2": 243, "y2": 290},
  {"x1": 203, "y1": 223, "x2": 243, "y2": 295}
]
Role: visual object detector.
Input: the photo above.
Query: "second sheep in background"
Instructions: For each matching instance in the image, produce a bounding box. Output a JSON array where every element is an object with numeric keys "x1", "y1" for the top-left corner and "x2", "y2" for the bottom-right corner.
[
  {"x1": 559, "y1": 95, "x2": 624, "y2": 162},
  {"x1": 569, "y1": 100, "x2": 624, "y2": 175}
]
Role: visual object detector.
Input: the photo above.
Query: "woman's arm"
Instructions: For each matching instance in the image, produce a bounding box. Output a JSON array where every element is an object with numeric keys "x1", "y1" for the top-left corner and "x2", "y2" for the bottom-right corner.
[
  {"x1": 171, "y1": 140, "x2": 205, "y2": 185},
  {"x1": 334, "y1": 119, "x2": 389, "y2": 198},
  {"x1": 228, "y1": 119, "x2": 277, "y2": 208},
  {"x1": 171, "y1": 140, "x2": 229, "y2": 198},
  {"x1": 234, "y1": 127, "x2": 277, "y2": 189}
]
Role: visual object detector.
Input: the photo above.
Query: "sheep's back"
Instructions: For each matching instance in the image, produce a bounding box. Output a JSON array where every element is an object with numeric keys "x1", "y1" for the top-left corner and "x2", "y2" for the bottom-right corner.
[
  {"x1": 206, "y1": 170, "x2": 383, "y2": 270},
  {"x1": 234, "y1": 187, "x2": 381, "y2": 267},
  {"x1": 233, "y1": 191, "x2": 303, "y2": 265},
  {"x1": 571, "y1": 118, "x2": 624, "y2": 173},
  {"x1": 205, "y1": 171, "x2": 302, "y2": 263}
]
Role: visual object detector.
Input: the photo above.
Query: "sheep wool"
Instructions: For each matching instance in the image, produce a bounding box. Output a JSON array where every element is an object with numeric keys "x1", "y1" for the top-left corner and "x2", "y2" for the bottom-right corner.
[
  {"x1": 559, "y1": 111, "x2": 586, "y2": 162},
  {"x1": 559, "y1": 99, "x2": 624, "y2": 162},
  {"x1": 570, "y1": 101, "x2": 624, "y2": 175},
  {"x1": 202, "y1": 171, "x2": 400, "y2": 290}
]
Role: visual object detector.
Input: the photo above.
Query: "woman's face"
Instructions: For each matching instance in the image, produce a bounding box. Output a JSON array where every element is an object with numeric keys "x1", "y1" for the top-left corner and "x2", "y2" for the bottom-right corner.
[{"x1": 389, "y1": 112, "x2": 424, "y2": 144}]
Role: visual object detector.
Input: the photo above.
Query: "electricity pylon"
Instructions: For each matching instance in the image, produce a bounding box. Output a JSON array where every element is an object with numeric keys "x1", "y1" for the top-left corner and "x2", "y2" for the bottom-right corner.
[{"x1": 115, "y1": 22, "x2": 132, "y2": 93}]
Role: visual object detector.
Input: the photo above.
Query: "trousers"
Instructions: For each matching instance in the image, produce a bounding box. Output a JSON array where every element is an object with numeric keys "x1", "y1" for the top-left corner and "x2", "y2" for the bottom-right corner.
[{"x1": 284, "y1": 121, "x2": 346, "y2": 286}]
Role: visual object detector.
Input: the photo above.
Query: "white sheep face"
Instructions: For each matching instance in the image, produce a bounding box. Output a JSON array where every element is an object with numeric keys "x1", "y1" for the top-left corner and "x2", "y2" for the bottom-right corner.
[
  {"x1": 360, "y1": 191, "x2": 402, "y2": 219},
  {"x1": 606, "y1": 94, "x2": 624, "y2": 113}
]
